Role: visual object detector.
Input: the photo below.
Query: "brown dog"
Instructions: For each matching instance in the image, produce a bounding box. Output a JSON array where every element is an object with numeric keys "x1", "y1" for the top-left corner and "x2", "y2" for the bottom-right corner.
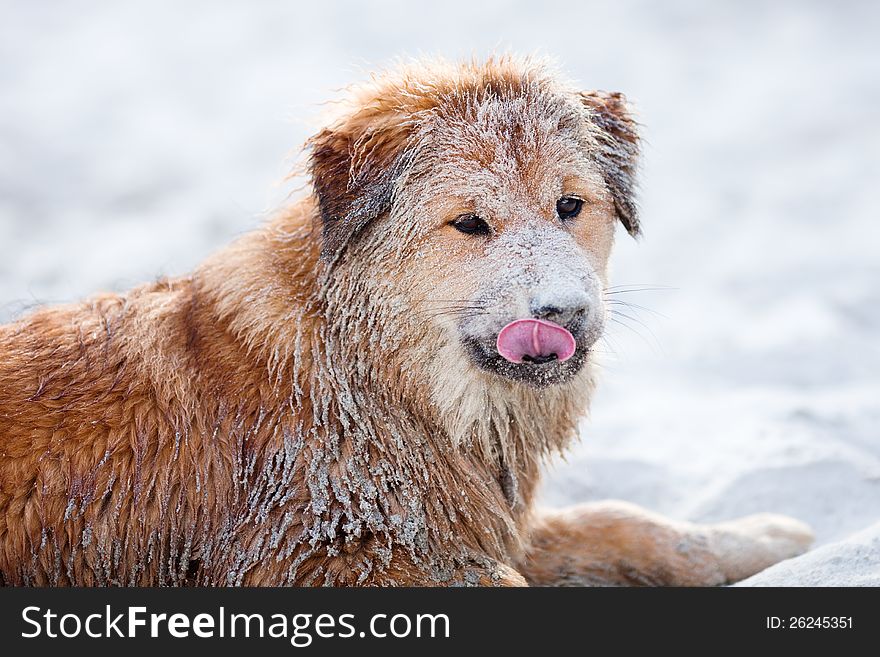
[{"x1": 0, "y1": 57, "x2": 812, "y2": 586}]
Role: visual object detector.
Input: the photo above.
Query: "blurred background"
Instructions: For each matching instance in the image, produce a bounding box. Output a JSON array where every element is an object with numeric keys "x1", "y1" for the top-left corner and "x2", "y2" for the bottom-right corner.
[{"x1": 1, "y1": 0, "x2": 878, "y2": 583}]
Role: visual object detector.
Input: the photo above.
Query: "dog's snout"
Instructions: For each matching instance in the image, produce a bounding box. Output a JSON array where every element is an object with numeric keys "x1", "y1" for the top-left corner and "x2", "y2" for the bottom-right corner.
[{"x1": 530, "y1": 300, "x2": 588, "y2": 329}]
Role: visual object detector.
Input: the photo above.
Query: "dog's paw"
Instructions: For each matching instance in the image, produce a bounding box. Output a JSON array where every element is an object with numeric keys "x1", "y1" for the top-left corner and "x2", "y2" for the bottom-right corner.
[{"x1": 706, "y1": 513, "x2": 814, "y2": 584}]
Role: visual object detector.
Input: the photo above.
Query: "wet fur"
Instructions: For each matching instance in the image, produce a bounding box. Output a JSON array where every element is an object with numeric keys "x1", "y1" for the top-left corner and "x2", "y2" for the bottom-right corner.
[{"x1": 0, "y1": 57, "x2": 811, "y2": 586}]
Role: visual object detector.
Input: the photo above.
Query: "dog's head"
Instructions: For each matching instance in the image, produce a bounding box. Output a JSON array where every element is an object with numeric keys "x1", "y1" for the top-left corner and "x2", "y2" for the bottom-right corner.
[{"x1": 308, "y1": 57, "x2": 639, "y2": 391}]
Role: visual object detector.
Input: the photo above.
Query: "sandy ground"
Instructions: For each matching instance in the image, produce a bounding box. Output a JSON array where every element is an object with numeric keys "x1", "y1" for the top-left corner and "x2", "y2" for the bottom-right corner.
[{"x1": 1, "y1": 1, "x2": 878, "y2": 585}]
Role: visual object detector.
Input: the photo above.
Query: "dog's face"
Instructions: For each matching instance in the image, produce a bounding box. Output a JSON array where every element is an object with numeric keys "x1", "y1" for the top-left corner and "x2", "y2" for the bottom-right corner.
[
  {"x1": 309, "y1": 60, "x2": 639, "y2": 390},
  {"x1": 402, "y1": 115, "x2": 618, "y2": 388}
]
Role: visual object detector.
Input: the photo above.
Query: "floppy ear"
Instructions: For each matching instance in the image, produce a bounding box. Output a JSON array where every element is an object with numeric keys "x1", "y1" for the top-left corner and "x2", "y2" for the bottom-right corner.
[
  {"x1": 307, "y1": 110, "x2": 415, "y2": 260},
  {"x1": 579, "y1": 91, "x2": 641, "y2": 236}
]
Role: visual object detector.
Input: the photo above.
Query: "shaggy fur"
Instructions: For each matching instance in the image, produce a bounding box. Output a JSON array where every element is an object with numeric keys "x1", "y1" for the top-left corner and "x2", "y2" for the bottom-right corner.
[{"x1": 0, "y1": 57, "x2": 812, "y2": 586}]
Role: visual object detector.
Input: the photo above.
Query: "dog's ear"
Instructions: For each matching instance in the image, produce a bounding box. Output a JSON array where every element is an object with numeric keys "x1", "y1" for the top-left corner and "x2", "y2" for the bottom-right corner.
[
  {"x1": 307, "y1": 108, "x2": 415, "y2": 261},
  {"x1": 579, "y1": 91, "x2": 641, "y2": 236}
]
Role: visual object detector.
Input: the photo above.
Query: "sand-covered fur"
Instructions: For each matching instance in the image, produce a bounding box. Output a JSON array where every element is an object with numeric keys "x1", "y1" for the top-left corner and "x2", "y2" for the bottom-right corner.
[{"x1": 0, "y1": 57, "x2": 812, "y2": 586}]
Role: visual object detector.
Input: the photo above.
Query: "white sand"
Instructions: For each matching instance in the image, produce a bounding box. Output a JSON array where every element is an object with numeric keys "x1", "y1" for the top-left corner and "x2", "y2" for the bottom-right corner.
[
  {"x1": 1, "y1": 1, "x2": 878, "y2": 585},
  {"x1": 738, "y1": 522, "x2": 880, "y2": 586}
]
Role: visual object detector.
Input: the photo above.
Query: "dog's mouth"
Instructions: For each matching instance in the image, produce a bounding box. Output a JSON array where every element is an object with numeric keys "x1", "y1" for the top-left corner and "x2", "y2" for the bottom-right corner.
[
  {"x1": 461, "y1": 316, "x2": 592, "y2": 387},
  {"x1": 495, "y1": 318, "x2": 577, "y2": 364}
]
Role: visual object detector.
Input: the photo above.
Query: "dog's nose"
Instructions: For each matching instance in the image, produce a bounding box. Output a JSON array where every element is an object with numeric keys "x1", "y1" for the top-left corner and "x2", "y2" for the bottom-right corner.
[{"x1": 530, "y1": 300, "x2": 588, "y2": 331}]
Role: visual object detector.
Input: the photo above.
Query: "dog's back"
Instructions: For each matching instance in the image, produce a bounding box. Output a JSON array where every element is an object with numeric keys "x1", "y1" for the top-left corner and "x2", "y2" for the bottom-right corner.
[{"x1": 0, "y1": 280, "x2": 229, "y2": 584}]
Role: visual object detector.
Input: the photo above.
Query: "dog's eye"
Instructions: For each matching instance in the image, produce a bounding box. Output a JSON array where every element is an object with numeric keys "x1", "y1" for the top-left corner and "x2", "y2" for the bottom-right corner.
[
  {"x1": 556, "y1": 197, "x2": 583, "y2": 220},
  {"x1": 451, "y1": 214, "x2": 490, "y2": 236}
]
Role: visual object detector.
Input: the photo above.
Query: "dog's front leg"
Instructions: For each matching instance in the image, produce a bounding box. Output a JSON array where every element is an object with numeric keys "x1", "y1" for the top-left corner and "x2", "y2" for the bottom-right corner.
[
  {"x1": 519, "y1": 501, "x2": 813, "y2": 586},
  {"x1": 232, "y1": 538, "x2": 529, "y2": 586},
  {"x1": 368, "y1": 551, "x2": 529, "y2": 587}
]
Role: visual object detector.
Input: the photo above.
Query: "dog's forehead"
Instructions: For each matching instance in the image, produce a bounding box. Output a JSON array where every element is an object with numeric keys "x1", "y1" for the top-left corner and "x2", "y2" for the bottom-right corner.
[
  {"x1": 418, "y1": 94, "x2": 598, "y2": 202},
  {"x1": 434, "y1": 92, "x2": 583, "y2": 154}
]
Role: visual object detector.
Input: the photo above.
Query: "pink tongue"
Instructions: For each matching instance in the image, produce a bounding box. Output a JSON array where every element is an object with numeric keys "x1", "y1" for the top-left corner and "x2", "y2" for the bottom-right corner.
[{"x1": 496, "y1": 318, "x2": 577, "y2": 364}]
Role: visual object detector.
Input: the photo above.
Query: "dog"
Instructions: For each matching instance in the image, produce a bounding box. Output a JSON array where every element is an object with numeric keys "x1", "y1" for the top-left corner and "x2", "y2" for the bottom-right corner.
[{"x1": 0, "y1": 56, "x2": 812, "y2": 586}]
